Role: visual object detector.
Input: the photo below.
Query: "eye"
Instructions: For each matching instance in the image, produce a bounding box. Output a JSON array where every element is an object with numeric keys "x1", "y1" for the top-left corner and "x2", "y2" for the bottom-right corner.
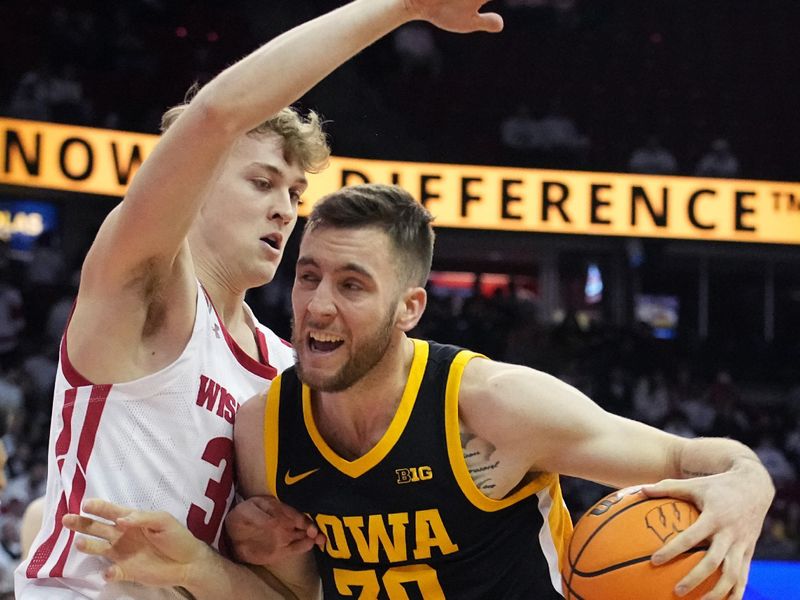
[
  {"x1": 341, "y1": 280, "x2": 363, "y2": 292},
  {"x1": 297, "y1": 272, "x2": 319, "y2": 285},
  {"x1": 290, "y1": 189, "x2": 304, "y2": 205},
  {"x1": 252, "y1": 178, "x2": 273, "y2": 192}
]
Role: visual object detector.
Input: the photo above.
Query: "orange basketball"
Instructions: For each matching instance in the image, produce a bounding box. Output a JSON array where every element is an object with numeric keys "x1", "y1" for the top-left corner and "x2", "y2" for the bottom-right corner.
[{"x1": 561, "y1": 490, "x2": 721, "y2": 600}]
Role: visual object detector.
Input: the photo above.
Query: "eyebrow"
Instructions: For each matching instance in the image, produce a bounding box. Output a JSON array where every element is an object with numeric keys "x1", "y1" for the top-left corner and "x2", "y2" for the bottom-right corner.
[
  {"x1": 251, "y1": 162, "x2": 308, "y2": 187},
  {"x1": 296, "y1": 257, "x2": 375, "y2": 280}
]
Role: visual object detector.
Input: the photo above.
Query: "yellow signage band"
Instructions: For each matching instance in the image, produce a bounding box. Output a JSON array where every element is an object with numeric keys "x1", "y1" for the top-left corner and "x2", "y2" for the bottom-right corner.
[{"x1": 2, "y1": 117, "x2": 799, "y2": 245}]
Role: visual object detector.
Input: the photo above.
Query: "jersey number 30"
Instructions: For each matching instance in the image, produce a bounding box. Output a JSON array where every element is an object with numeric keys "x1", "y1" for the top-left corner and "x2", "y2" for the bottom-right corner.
[
  {"x1": 334, "y1": 564, "x2": 446, "y2": 599},
  {"x1": 186, "y1": 436, "x2": 235, "y2": 545}
]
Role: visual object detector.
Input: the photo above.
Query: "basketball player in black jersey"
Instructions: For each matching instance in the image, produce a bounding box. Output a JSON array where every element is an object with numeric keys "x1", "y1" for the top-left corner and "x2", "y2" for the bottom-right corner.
[
  {"x1": 228, "y1": 184, "x2": 772, "y2": 600},
  {"x1": 67, "y1": 184, "x2": 773, "y2": 599}
]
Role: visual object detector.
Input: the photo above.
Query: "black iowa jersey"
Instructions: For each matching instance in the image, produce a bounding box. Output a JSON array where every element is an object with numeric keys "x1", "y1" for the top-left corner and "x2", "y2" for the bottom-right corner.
[{"x1": 264, "y1": 339, "x2": 572, "y2": 599}]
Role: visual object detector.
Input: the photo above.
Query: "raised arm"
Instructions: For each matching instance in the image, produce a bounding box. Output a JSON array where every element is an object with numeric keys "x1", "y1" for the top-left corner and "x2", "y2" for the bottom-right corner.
[
  {"x1": 458, "y1": 358, "x2": 773, "y2": 600},
  {"x1": 85, "y1": 0, "x2": 502, "y2": 289}
]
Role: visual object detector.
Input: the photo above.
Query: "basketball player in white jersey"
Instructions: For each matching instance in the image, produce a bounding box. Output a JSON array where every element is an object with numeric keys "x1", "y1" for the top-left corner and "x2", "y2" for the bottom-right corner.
[{"x1": 16, "y1": 0, "x2": 504, "y2": 597}]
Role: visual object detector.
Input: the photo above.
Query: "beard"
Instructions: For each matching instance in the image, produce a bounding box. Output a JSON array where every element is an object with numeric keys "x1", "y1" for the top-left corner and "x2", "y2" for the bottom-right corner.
[{"x1": 293, "y1": 309, "x2": 395, "y2": 393}]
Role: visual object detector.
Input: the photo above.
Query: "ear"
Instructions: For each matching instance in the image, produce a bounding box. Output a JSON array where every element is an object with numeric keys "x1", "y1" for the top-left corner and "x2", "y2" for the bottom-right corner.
[{"x1": 395, "y1": 286, "x2": 427, "y2": 332}]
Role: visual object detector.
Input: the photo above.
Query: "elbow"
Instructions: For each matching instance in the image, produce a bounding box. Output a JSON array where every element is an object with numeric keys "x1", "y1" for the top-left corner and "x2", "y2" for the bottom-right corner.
[{"x1": 183, "y1": 93, "x2": 244, "y2": 140}]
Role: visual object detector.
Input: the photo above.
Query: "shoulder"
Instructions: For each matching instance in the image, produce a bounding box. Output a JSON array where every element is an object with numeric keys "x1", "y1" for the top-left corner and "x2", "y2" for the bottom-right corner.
[
  {"x1": 457, "y1": 358, "x2": 596, "y2": 450},
  {"x1": 235, "y1": 392, "x2": 268, "y2": 448},
  {"x1": 234, "y1": 392, "x2": 269, "y2": 496},
  {"x1": 21, "y1": 496, "x2": 46, "y2": 559},
  {"x1": 254, "y1": 321, "x2": 294, "y2": 371}
]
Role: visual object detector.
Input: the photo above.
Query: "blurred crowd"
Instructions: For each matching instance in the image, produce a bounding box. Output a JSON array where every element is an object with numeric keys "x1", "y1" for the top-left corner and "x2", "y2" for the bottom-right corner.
[{"x1": 1, "y1": 0, "x2": 799, "y2": 181}]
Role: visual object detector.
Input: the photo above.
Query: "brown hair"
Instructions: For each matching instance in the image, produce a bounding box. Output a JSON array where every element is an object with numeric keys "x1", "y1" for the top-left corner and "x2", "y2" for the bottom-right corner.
[
  {"x1": 305, "y1": 184, "x2": 435, "y2": 287},
  {"x1": 160, "y1": 87, "x2": 330, "y2": 173}
]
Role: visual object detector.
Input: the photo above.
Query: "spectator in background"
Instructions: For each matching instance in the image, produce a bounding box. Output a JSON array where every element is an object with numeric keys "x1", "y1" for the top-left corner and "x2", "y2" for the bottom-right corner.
[
  {"x1": 0, "y1": 268, "x2": 25, "y2": 368},
  {"x1": 5, "y1": 71, "x2": 51, "y2": 121},
  {"x1": 695, "y1": 138, "x2": 740, "y2": 178},
  {"x1": 632, "y1": 371, "x2": 671, "y2": 427},
  {"x1": 0, "y1": 426, "x2": 13, "y2": 599},
  {"x1": 628, "y1": 135, "x2": 678, "y2": 175},
  {"x1": 23, "y1": 232, "x2": 65, "y2": 341},
  {"x1": 539, "y1": 98, "x2": 590, "y2": 161},
  {"x1": 392, "y1": 22, "x2": 443, "y2": 81},
  {"x1": 755, "y1": 434, "x2": 797, "y2": 488},
  {"x1": 500, "y1": 103, "x2": 542, "y2": 154},
  {"x1": 706, "y1": 369, "x2": 753, "y2": 441},
  {"x1": 0, "y1": 518, "x2": 19, "y2": 599}
]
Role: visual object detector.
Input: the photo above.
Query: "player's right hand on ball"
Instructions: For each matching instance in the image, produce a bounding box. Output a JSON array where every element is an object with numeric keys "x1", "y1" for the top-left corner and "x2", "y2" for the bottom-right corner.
[
  {"x1": 404, "y1": 0, "x2": 504, "y2": 34},
  {"x1": 226, "y1": 496, "x2": 326, "y2": 565}
]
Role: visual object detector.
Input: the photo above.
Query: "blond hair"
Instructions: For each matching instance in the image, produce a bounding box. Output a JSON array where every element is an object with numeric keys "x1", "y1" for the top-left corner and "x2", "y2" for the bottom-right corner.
[{"x1": 160, "y1": 88, "x2": 330, "y2": 173}]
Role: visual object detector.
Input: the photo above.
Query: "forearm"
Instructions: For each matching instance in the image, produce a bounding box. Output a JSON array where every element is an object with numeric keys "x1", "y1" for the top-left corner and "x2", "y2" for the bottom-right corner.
[
  {"x1": 111, "y1": 0, "x2": 414, "y2": 267},
  {"x1": 675, "y1": 437, "x2": 772, "y2": 486},
  {"x1": 183, "y1": 545, "x2": 297, "y2": 600},
  {"x1": 258, "y1": 552, "x2": 321, "y2": 600},
  {"x1": 196, "y1": 0, "x2": 412, "y2": 135}
]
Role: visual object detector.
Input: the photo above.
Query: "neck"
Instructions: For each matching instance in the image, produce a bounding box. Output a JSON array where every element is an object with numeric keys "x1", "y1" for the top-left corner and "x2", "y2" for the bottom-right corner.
[
  {"x1": 313, "y1": 335, "x2": 415, "y2": 457},
  {"x1": 193, "y1": 257, "x2": 248, "y2": 327}
]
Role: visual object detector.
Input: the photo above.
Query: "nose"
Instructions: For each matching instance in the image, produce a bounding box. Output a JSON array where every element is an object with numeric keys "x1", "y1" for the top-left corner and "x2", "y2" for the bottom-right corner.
[
  {"x1": 269, "y1": 189, "x2": 295, "y2": 226},
  {"x1": 307, "y1": 280, "x2": 336, "y2": 320}
]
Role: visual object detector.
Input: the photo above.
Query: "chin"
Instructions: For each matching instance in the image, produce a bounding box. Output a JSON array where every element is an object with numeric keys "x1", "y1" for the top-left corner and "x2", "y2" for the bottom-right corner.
[
  {"x1": 296, "y1": 362, "x2": 340, "y2": 392},
  {"x1": 251, "y1": 265, "x2": 278, "y2": 287}
]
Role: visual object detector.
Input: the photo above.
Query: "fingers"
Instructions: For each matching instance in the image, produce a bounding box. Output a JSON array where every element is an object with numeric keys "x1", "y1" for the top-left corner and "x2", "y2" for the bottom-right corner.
[
  {"x1": 75, "y1": 535, "x2": 112, "y2": 556},
  {"x1": 473, "y1": 11, "x2": 503, "y2": 33},
  {"x1": 673, "y1": 537, "x2": 732, "y2": 598},
  {"x1": 729, "y1": 548, "x2": 754, "y2": 600},
  {"x1": 652, "y1": 515, "x2": 713, "y2": 565},
  {"x1": 269, "y1": 500, "x2": 316, "y2": 532},
  {"x1": 231, "y1": 496, "x2": 316, "y2": 534},
  {"x1": 116, "y1": 510, "x2": 175, "y2": 533},
  {"x1": 309, "y1": 528, "x2": 327, "y2": 551},
  {"x1": 285, "y1": 536, "x2": 317, "y2": 555},
  {"x1": 641, "y1": 479, "x2": 702, "y2": 503},
  {"x1": 81, "y1": 498, "x2": 135, "y2": 522},
  {"x1": 63, "y1": 514, "x2": 119, "y2": 542},
  {"x1": 696, "y1": 553, "x2": 739, "y2": 600},
  {"x1": 103, "y1": 564, "x2": 129, "y2": 584}
]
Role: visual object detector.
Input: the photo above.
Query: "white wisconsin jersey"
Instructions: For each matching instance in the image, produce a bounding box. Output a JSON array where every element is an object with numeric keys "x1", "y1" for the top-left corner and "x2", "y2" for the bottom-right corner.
[{"x1": 16, "y1": 283, "x2": 294, "y2": 599}]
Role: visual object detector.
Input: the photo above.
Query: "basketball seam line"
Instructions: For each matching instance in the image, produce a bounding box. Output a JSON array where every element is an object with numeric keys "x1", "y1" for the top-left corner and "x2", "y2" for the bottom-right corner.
[{"x1": 572, "y1": 546, "x2": 710, "y2": 578}]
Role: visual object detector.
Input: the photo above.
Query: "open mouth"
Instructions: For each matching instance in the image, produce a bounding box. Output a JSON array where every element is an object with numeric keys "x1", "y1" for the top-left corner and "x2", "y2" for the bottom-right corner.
[
  {"x1": 261, "y1": 233, "x2": 282, "y2": 251},
  {"x1": 309, "y1": 332, "x2": 344, "y2": 353}
]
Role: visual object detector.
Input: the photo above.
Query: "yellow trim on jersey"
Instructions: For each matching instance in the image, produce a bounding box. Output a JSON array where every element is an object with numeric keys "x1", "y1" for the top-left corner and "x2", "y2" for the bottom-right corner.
[
  {"x1": 546, "y1": 477, "x2": 573, "y2": 575},
  {"x1": 264, "y1": 376, "x2": 282, "y2": 499},
  {"x1": 302, "y1": 338, "x2": 429, "y2": 478},
  {"x1": 445, "y1": 350, "x2": 553, "y2": 511}
]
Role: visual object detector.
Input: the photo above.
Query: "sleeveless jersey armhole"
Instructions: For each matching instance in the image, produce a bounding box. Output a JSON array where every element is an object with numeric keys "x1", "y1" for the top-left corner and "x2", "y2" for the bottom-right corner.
[
  {"x1": 444, "y1": 350, "x2": 556, "y2": 511},
  {"x1": 264, "y1": 376, "x2": 282, "y2": 499}
]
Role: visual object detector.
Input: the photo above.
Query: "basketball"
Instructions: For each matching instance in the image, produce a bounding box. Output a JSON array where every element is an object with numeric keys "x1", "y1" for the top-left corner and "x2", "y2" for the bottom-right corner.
[{"x1": 562, "y1": 490, "x2": 721, "y2": 600}]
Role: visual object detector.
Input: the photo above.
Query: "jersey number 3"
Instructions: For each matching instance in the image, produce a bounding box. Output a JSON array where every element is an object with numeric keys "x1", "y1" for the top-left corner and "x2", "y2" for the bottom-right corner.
[
  {"x1": 334, "y1": 565, "x2": 446, "y2": 599},
  {"x1": 186, "y1": 436, "x2": 234, "y2": 546}
]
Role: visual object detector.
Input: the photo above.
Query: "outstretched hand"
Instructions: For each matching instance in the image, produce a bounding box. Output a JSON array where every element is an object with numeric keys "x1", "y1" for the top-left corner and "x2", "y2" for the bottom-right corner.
[
  {"x1": 63, "y1": 499, "x2": 210, "y2": 588},
  {"x1": 404, "y1": 0, "x2": 503, "y2": 34},
  {"x1": 642, "y1": 459, "x2": 774, "y2": 600},
  {"x1": 226, "y1": 496, "x2": 326, "y2": 566}
]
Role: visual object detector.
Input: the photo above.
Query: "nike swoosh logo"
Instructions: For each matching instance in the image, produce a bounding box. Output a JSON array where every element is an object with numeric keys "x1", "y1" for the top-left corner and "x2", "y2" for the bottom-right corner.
[{"x1": 284, "y1": 468, "x2": 320, "y2": 486}]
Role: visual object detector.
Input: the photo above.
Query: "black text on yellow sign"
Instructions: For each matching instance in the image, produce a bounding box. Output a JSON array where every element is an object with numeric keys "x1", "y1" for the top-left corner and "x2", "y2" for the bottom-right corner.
[
  {"x1": 301, "y1": 158, "x2": 800, "y2": 245},
  {"x1": 0, "y1": 117, "x2": 158, "y2": 197},
  {"x1": 2, "y1": 118, "x2": 799, "y2": 245}
]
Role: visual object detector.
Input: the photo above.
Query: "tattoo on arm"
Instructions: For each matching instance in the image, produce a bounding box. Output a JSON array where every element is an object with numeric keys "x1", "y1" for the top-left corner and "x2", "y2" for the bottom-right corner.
[
  {"x1": 461, "y1": 431, "x2": 500, "y2": 493},
  {"x1": 682, "y1": 469, "x2": 713, "y2": 478},
  {"x1": 683, "y1": 454, "x2": 764, "y2": 479}
]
